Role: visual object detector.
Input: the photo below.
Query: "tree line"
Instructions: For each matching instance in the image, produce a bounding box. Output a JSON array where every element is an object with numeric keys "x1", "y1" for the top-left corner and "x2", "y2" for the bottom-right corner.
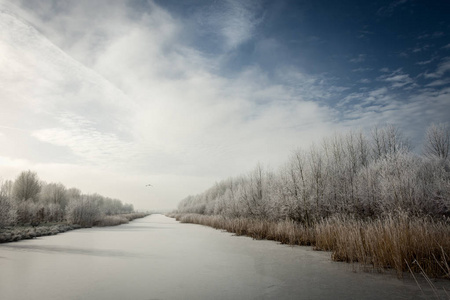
[
  {"x1": 0, "y1": 171, "x2": 134, "y2": 228},
  {"x1": 176, "y1": 123, "x2": 450, "y2": 223}
]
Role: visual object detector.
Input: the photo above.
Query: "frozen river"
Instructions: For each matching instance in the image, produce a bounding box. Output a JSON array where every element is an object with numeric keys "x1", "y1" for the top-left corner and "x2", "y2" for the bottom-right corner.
[{"x1": 0, "y1": 214, "x2": 447, "y2": 299}]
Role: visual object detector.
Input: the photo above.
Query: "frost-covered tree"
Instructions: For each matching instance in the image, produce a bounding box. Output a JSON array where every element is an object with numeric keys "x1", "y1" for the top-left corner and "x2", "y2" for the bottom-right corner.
[
  {"x1": 66, "y1": 188, "x2": 82, "y2": 200},
  {"x1": 66, "y1": 197, "x2": 101, "y2": 227},
  {"x1": 423, "y1": 123, "x2": 450, "y2": 160},
  {"x1": 241, "y1": 164, "x2": 272, "y2": 218},
  {"x1": 12, "y1": 170, "x2": 41, "y2": 202},
  {"x1": 309, "y1": 144, "x2": 327, "y2": 218},
  {"x1": 0, "y1": 180, "x2": 14, "y2": 199},
  {"x1": 277, "y1": 150, "x2": 312, "y2": 224},
  {"x1": 39, "y1": 183, "x2": 68, "y2": 209},
  {"x1": 371, "y1": 124, "x2": 410, "y2": 160},
  {"x1": 16, "y1": 201, "x2": 43, "y2": 225},
  {"x1": 0, "y1": 194, "x2": 16, "y2": 227}
]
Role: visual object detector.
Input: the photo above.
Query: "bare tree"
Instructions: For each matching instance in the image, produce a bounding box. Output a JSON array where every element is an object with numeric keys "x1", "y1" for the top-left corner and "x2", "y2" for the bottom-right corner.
[
  {"x1": 309, "y1": 144, "x2": 326, "y2": 218},
  {"x1": 40, "y1": 183, "x2": 68, "y2": 209},
  {"x1": 371, "y1": 124, "x2": 410, "y2": 160},
  {"x1": 289, "y1": 149, "x2": 311, "y2": 225},
  {"x1": 0, "y1": 185, "x2": 16, "y2": 227},
  {"x1": 423, "y1": 123, "x2": 450, "y2": 159},
  {"x1": 66, "y1": 197, "x2": 100, "y2": 227},
  {"x1": 0, "y1": 180, "x2": 14, "y2": 199},
  {"x1": 245, "y1": 163, "x2": 269, "y2": 218},
  {"x1": 12, "y1": 170, "x2": 41, "y2": 201}
]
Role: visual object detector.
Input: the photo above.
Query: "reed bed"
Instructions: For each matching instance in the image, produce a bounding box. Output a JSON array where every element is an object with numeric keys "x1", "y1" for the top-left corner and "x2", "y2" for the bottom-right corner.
[
  {"x1": 95, "y1": 212, "x2": 149, "y2": 227},
  {"x1": 170, "y1": 213, "x2": 450, "y2": 279},
  {"x1": 174, "y1": 213, "x2": 315, "y2": 246},
  {"x1": 315, "y1": 214, "x2": 450, "y2": 278}
]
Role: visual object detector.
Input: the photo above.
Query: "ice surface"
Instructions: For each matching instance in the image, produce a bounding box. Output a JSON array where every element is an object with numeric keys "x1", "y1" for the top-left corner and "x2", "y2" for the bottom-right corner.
[{"x1": 0, "y1": 214, "x2": 448, "y2": 299}]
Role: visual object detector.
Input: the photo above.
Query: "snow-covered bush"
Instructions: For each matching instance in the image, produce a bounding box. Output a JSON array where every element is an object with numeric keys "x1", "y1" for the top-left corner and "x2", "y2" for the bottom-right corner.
[
  {"x1": 66, "y1": 197, "x2": 101, "y2": 227},
  {"x1": 0, "y1": 195, "x2": 17, "y2": 227}
]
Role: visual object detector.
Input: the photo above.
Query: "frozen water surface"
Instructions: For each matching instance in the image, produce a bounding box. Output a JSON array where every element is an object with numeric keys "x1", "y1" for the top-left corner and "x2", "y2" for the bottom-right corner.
[{"x1": 0, "y1": 214, "x2": 448, "y2": 300}]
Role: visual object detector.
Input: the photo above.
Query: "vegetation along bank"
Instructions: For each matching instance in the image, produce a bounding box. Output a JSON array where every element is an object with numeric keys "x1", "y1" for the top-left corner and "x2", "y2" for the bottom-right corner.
[
  {"x1": 170, "y1": 123, "x2": 450, "y2": 279},
  {"x1": 0, "y1": 170, "x2": 148, "y2": 243}
]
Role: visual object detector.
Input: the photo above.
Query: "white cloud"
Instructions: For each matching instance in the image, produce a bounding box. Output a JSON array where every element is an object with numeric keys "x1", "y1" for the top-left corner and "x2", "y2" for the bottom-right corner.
[
  {"x1": 339, "y1": 85, "x2": 450, "y2": 147},
  {"x1": 0, "y1": 0, "x2": 338, "y2": 210},
  {"x1": 191, "y1": 0, "x2": 263, "y2": 51},
  {"x1": 212, "y1": 0, "x2": 263, "y2": 50},
  {"x1": 416, "y1": 58, "x2": 435, "y2": 65},
  {"x1": 426, "y1": 78, "x2": 450, "y2": 87},
  {"x1": 349, "y1": 54, "x2": 366, "y2": 63},
  {"x1": 424, "y1": 57, "x2": 450, "y2": 79},
  {"x1": 377, "y1": 69, "x2": 414, "y2": 88},
  {"x1": 352, "y1": 67, "x2": 372, "y2": 72},
  {"x1": 377, "y1": 0, "x2": 408, "y2": 16},
  {"x1": 220, "y1": 1, "x2": 261, "y2": 49}
]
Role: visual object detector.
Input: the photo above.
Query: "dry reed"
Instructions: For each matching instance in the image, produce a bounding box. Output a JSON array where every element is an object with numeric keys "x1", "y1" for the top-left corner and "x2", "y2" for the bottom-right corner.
[
  {"x1": 95, "y1": 212, "x2": 149, "y2": 227},
  {"x1": 170, "y1": 213, "x2": 450, "y2": 279}
]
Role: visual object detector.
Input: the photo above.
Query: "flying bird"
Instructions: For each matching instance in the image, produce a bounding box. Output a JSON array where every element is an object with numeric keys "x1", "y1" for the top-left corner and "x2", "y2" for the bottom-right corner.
[{"x1": 146, "y1": 184, "x2": 152, "y2": 187}]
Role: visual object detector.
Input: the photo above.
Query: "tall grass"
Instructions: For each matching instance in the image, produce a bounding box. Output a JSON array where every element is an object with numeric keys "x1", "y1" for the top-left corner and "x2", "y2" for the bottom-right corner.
[
  {"x1": 315, "y1": 213, "x2": 450, "y2": 278},
  {"x1": 171, "y1": 213, "x2": 316, "y2": 245},
  {"x1": 95, "y1": 212, "x2": 149, "y2": 227},
  {"x1": 169, "y1": 213, "x2": 450, "y2": 278}
]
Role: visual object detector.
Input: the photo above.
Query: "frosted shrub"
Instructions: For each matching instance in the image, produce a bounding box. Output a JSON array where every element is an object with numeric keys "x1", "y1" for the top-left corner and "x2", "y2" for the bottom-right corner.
[
  {"x1": 16, "y1": 201, "x2": 42, "y2": 225},
  {"x1": 44, "y1": 203, "x2": 65, "y2": 222},
  {"x1": 66, "y1": 198, "x2": 100, "y2": 227},
  {"x1": 39, "y1": 183, "x2": 68, "y2": 209},
  {"x1": 415, "y1": 157, "x2": 450, "y2": 216},
  {"x1": 0, "y1": 196, "x2": 17, "y2": 227}
]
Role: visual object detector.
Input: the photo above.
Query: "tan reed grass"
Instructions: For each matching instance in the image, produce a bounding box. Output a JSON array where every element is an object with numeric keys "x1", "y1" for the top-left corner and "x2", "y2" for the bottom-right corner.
[{"x1": 170, "y1": 212, "x2": 450, "y2": 279}]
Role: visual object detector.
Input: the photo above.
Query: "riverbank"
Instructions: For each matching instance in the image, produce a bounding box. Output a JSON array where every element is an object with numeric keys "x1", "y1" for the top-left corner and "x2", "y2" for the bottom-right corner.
[
  {"x1": 0, "y1": 224, "x2": 81, "y2": 243},
  {"x1": 0, "y1": 212, "x2": 149, "y2": 243},
  {"x1": 168, "y1": 213, "x2": 450, "y2": 279}
]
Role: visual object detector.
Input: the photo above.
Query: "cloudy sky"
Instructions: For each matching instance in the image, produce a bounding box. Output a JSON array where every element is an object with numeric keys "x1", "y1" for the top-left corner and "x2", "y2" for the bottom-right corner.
[{"x1": 0, "y1": 0, "x2": 449, "y2": 211}]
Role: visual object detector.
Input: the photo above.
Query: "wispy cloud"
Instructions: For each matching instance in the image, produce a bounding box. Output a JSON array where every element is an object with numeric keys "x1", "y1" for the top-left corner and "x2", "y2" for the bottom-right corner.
[
  {"x1": 339, "y1": 85, "x2": 450, "y2": 144},
  {"x1": 349, "y1": 54, "x2": 366, "y2": 63},
  {"x1": 32, "y1": 113, "x2": 137, "y2": 167},
  {"x1": 357, "y1": 30, "x2": 374, "y2": 39},
  {"x1": 377, "y1": 69, "x2": 414, "y2": 88},
  {"x1": 426, "y1": 78, "x2": 450, "y2": 87},
  {"x1": 352, "y1": 67, "x2": 373, "y2": 72},
  {"x1": 417, "y1": 32, "x2": 445, "y2": 40},
  {"x1": 195, "y1": 0, "x2": 264, "y2": 51},
  {"x1": 423, "y1": 57, "x2": 450, "y2": 79},
  {"x1": 416, "y1": 57, "x2": 436, "y2": 65},
  {"x1": 377, "y1": 0, "x2": 408, "y2": 16},
  {"x1": 412, "y1": 44, "x2": 430, "y2": 53}
]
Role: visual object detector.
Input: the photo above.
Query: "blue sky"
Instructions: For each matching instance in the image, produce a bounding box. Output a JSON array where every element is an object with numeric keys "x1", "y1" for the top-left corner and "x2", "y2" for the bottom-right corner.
[
  {"x1": 0, "y1": 0, "x2": 449, "y2": 210},
  {"x1": 156, "y1": 0, "x2": 450, "y2": 97}
]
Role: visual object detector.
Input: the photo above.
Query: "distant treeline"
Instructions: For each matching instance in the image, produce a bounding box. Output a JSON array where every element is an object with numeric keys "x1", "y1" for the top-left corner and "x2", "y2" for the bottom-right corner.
[
  {"x1": 0, "y1": 171, "x2": 135, "y2": 228},
  {"x1": 177, "y1": 123, "x2": 449, "y2": 222}
]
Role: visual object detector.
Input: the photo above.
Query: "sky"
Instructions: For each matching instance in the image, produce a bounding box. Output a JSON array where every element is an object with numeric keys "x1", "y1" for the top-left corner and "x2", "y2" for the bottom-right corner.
[{"x1": 0, "y1": 0, "x2": 449, "y2": 211}]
